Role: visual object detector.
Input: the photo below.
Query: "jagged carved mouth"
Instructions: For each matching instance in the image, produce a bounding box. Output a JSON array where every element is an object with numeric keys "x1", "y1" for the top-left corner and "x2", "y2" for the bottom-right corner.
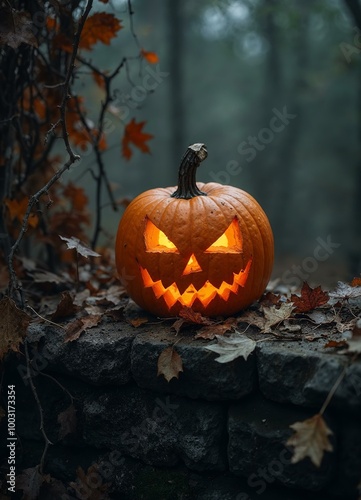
[{"x1": 140, "y1": 259, "x2": 252, "y2": 309}]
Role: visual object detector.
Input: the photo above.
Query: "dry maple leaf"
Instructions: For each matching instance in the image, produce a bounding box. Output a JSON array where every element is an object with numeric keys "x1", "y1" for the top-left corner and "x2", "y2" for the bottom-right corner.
[
  {"x1": 141, "y1": 49, "x2": 159, "y2": 64},
  {"x1": 59, "y1": 235, "x2": 101, "y2": 258},
  {"x1": 286, "y1": 413, "x2": 333, "y2": 467},
  {"x1": 262, "y1": 302, "x2": 295, "y2": 333},
  {"x1": 329, "y1": 281, "x2": 361, "y2": 302},
  {"x1": 80, "y1": 12, "x2": 122, "y2": 50},
  {"x1": 347, "y1": 318, "x2": 361, "y2": 354},
  {"x1": 64, "y1": 314, "x2": 102, "y2": 342},
  {"x1": 16, "y1": 466, "x2": 50, "y2": 500},
  {"x1": 51, "y1": 291, "x2": 79, "y2": 321},
  {"x1": 0, "y1": 297, "x2": 31, "y2": 360},
  {"x1": 172, "y1": 307, "x2": 213, "y2": 334},
  {"x1": 58, "y1": 404, "x2": 77, "y2": 439},
  {"x1": 122, "y1": 118, "x2": 153, "y2": 160},
  {"x1": 157, "y1": 346, "x2": 183, "y2": 382},
  {"x1": 70, "y1": 465, "x2": 110, "y2": 500},
  {"x1": 205, "y1": 333, "x2": 256, "y2": 363},
  {"x1": 290, "y1": 282, "x2": 329, "y2": 313},
  {"x1": 195, "y1": 317, "x2": 237, "y2": 340},
  {"x1": 5, "y1": 197, "x2": 39, "y2": 228}
]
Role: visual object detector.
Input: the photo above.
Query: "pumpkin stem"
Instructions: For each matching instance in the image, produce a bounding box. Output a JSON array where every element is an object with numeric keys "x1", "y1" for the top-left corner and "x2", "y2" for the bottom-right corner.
[{"x1": 171, "y1": 143, "x2": 208, "y2": 199}]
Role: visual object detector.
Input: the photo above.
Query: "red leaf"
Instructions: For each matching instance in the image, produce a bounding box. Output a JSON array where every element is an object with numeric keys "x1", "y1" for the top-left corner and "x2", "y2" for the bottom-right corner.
[
  {"x1": 291, "y1": 282, "x2": 329, "y2": 313},
  {"x1": 141, "y1": 49, "x2": 159, "y2": 64},
  {"x1": 79, "y1": 12, "x2": 122, "y2": 50},
  {"x1": 122, "y1": 118, "x2": 153, "y2": 159}
]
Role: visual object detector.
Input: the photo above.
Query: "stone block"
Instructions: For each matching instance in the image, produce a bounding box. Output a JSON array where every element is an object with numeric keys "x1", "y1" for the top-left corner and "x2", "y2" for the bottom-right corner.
[
  {"x1": 131, "y1": 326, "x2": 256, "y2": 401},
  {"x1": 228, "y1": 394, "x2": 336, "y2": 491}
]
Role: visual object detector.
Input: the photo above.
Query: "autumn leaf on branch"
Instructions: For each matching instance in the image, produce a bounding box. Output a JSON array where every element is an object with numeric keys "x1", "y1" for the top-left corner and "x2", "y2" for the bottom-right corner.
[
  {"x1": 59, "y1": 236, "x2": 101, "y2": 258},
  {"x1": 290, "y1": 282, "x2": 329, "y2": 313},
  {"x1": 0, "y1": 297, "x2": 31, "y2": 360},
  {"x1": 286, "y1": 413, "x2": 333, "y2": 467},
  {"x1": 122, "y1": 118, "x2": 153, "y2": 160},
  {"x1": 141, "y1": 49, "x2": 159, "y2": 64},
  {"x1": 5, "y1": 197, "x2": 39, "y2": 228},
  {"x1": 157, "y1": 346, "x2": 183, "y2": 382}
]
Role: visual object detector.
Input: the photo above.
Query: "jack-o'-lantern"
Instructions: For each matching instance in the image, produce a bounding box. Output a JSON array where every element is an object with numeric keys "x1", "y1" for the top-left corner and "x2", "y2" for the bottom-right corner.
[{"x1": 115, "y1": 143, "x2": 274, "y2": 317}]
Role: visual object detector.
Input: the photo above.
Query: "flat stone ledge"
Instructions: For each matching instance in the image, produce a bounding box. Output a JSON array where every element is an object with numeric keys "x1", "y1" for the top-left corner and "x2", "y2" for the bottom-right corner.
[
  {"x1": 257, "y1": 340, "x2": 361, "y2": 413},
  {"x1": 131, "y1": 326, "x2": 257, "y2": 401}
]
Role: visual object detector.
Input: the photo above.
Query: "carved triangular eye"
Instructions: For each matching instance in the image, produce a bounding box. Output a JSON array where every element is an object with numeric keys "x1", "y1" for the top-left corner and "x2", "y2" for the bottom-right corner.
[
  {"x1": 205, "y1": 217, "x2": 242, "y2": 253},
  {"x1": 145, "y1": 218, "x2": 179, "y2": 253}
]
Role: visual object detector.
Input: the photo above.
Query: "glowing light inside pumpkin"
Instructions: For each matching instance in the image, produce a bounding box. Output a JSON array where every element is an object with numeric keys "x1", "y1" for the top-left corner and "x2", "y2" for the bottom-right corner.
[
  {"x1": 140, "y1": 259, "x2": 252, "y2": 309},
  {"x1": 145, "y1": 218, "x2": 178, "y2": 252},
  {"x1": 182, "y1": 254, "x2": 202, "y2": 275},
  {"x1": 205, "y1": 218, "x2": 243, "y2": 253}
]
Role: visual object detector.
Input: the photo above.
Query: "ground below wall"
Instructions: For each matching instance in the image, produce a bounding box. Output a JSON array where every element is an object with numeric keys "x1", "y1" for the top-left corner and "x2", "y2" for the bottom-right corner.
[{"x1": 2, "y1": 316, "x2": 361, "y2": 500}]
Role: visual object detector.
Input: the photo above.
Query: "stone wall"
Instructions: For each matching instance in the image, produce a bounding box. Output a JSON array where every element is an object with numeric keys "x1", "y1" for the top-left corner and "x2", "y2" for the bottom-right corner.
[{"x1": 3, "y1": 317, "x2": 361, "y2": 499}]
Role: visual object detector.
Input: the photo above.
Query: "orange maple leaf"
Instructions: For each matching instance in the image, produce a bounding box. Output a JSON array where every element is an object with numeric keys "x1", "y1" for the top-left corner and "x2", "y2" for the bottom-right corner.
[
  {"x1": 5, "y1": 197, "x2": 38, "y2": 228},
  {"x1": 290, "y1": 282, "x2": 329, "y2": 313},
  {"x1": 79, "y1": 12, "x2": 122, "y2": 50},
  {"x1": 141, "y1": 49, "x2": 159, "y2": 64},
  {"x1": 122, "y1": 118, "x2": 153, "y2": 160}
]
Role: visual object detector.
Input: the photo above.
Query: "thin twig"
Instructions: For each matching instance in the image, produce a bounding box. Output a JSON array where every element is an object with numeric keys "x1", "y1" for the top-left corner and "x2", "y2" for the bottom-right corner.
[{"x1": 25, "y1": 341, "x2": 52, "y2": 474}]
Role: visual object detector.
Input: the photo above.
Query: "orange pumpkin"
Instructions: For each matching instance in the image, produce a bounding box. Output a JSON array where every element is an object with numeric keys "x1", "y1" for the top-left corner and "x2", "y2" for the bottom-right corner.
[{"x1": 115, "y1": 143, "x2": 274, "y2": 317}]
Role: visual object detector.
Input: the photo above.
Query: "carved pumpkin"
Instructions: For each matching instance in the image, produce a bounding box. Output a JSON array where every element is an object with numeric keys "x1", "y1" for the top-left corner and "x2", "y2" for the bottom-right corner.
[{"x1": 115, "y1": 143, "x2": 274, "y2": 317}]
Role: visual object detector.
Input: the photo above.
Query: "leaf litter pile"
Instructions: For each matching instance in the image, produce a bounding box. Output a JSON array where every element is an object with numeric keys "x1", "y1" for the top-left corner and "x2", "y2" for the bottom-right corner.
[{"x1": 1, "y1": 258, "x2": 361, "y2": 497}]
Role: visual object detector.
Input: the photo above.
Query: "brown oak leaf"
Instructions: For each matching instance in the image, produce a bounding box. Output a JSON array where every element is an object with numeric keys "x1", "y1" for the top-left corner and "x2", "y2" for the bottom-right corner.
[
  {"x1": 291, "y1": 282, "x2": 329, "y2": 313},
  {"x1": 0, "y1": 297, "x2": 31, "y2": 360},
  {"x1": 287, "y1": 413, "x2": 333, "y2": 467},
  {"x1": 157, "y1": 346, "x2": 183, "y2": 382}
]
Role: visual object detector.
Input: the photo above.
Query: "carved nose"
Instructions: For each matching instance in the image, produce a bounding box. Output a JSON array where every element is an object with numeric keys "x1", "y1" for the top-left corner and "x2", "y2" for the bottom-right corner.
[{"x1": 182, "y1": 254, "x2": 202, "y2": 276}]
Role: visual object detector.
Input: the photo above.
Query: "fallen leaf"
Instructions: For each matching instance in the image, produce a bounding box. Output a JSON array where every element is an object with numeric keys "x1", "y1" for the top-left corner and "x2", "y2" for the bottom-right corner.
[
  {"x1": 64, "y1": 315, "x2": 102, "y2": 342},
  {"x1": 141, "y1": 49, "x2": 159, "y2": 64},
  {"x1": 16, "y1": 466, "x2": 50, "y2": 500},
  {"x1": 195, "y1": 318, "x2": 237, "y2": 340},
  {"x1": 238, "y1": 310, "x2": 266, "y2": 330},
  {"x1": 70, "y1": 465, "x2": 110, "y2": 500},
  {"x1": 262, "y1": 302, "x2": 295, "y2": 333},
  {"x1": 329, "y1": 282, "x2": 361, "y2": 302},
  {"x1": 351, "y1": 277, "x2": 361, "y2": 287},
  {"x1": 290, "y1": 282, "x2": 329, "y2": 313},
  {"x1": 128, "y1": 316, "x2": 149, "y2": 328},
  {"x1": 59, "y1": 235, "x2": 101, "y2": 258},
  {"x1": 279, "y1": 320, "x2": 302, "y2": 333},
  {"x1": 172, "y1": 307, "x2": 213, "y2": 334},
  {"x1": 32, "y1": 270, "x2": 68, "y2": 284},
  {"x1": 305, "y1": 310, "x2": 335, "y2": 325},
  {"x1": 122, "y1": 118, "x2": 153, "y2": 160},
  {"x1": 157, "y1": 346, "x2": 183, "y2": 382},
  {"x1": 58, "y1": 404, "x2": 77, "y2": 439},
  {"x1": 347, "y1": 318, "x2": 361, "y2": 354},
  {"x1": 0, "y1": 297, "x2": 31, "y2": 360},
  {"x1": 324, "y1": 340, "x2": 348, "y2": 348},
  {"x1": 287, "y1": 413, "x2": 333, "y2": 467},
  {"x1": 259, "y1": 291, "x2": 281, "y2": 307},
  {"x1": 51, "y1": 291, "x2": 79, "y2": 320},
  {"x1": 205, "y1": 333, "x2": 256, "y2": 363}
]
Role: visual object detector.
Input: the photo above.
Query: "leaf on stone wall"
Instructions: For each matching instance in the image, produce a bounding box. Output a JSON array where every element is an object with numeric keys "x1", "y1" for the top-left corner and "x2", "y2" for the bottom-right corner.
[
  {"x1": 0, "y1": 297, "x2": 31, "y2": 360},
  {"x1": 205, "y1": 333, "x2": 256, "y2": 363},
  {"x1": 290, "y1": 282, "x2": 329, "y2": 313},
  {"x1": 346, "y1": 318, "x2": 361, "y2": 354},
  {"x1": 157, "y1": 346, "x2": 183, "y2": 382},
  {"x1": 286, "y1": 413, "x2": 333, "y2": 467},
  {"x1": 51, "y1": 291, "x2": 79, "y2": 320},
  {"x1": 329, "y1": 282, "x2": 361, "y2": 302},
  {"x1": 194, "y1": 317, "x2": 237, "y2": 340},
  {"x1": 262, "y1": 303, "x2": 295, "y2": 333},
  {"x1": 69, "y1": 465, "x2": 110, "y2": 500},
  {"x1": 16, "y1": 466, "x2": 50, "y2": 500},
  {"x1": 64, "y1": 314, "x2": 102, "y2": 342},
  {"x1": 58, "y1": 404, "x2": 77, "y2": 439}
]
